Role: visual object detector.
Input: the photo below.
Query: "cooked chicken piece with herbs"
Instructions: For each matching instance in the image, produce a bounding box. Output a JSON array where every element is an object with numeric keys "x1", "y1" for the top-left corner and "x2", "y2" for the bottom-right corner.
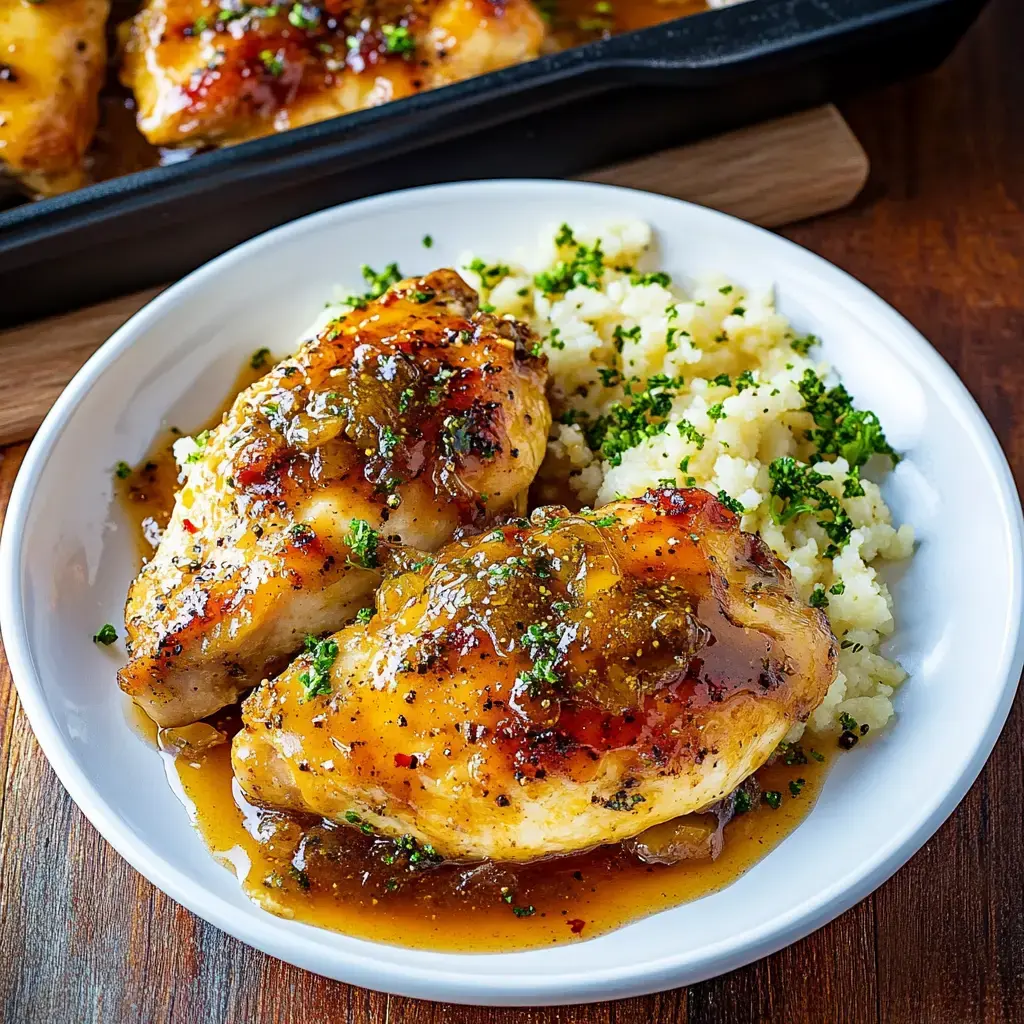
[
  {"x1": 233, "y1": 487, "x2": 838, "y2": 862},
  {"x1": 0, "y1": 0, "x2": 108, "y2": 195},
  {"x1": 120, "y1": 269, "x2": 549, "y2": 727},
  {"x1": 120, "y1": 0, "x2": 546, "y2": 149}
]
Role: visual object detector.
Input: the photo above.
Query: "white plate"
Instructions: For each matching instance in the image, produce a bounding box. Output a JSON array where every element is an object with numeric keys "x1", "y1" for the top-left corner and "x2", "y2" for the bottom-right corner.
[{"x1": 2, "y1": 180, "x2": 1022, "y2": 1006}]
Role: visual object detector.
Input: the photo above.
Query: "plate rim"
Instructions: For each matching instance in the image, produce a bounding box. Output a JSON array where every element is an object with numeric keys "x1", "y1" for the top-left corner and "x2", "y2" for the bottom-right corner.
[{"x1": 2, "y1": 178, "x2": 1022, "y2": 1006}]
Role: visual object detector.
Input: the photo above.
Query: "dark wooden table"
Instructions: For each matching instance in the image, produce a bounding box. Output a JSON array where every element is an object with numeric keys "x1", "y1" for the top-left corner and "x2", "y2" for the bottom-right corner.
[{"x1": 2, "y1": 0, "x2": 1023, "y2": 1018}]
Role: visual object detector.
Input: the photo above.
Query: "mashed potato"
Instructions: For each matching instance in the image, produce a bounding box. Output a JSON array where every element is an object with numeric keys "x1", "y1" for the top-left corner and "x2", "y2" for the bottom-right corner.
[{"x1": 459, "y1": 221, "x2": 914, "y2": 739}]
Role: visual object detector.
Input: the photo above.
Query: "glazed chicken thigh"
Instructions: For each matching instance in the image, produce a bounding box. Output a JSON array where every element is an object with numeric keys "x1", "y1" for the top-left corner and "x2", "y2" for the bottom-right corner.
[
  {"x1": 0, "y1": 0, "x2": 108, "y2": 195},
  {"x1": 120, "y1": 0, "x2": 546, "y2": 148},
  {"x1": 233, "y1": 487, "x2": 838, "y2": 862},
  {"x1": 120, "y1": 269, "x2": 549, "y2": 727}
]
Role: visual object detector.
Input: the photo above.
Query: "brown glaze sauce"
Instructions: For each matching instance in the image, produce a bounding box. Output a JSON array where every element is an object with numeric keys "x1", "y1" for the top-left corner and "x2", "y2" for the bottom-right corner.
[
  {"x1": 118, "y1": 358, "x2": 836, "y2": 953},
  {"x1": 168, "y1": 718, "x2": 831, "y2": 951},
  {"x1": 551, "y1": 0, "x2": 711, "y2": 46}
]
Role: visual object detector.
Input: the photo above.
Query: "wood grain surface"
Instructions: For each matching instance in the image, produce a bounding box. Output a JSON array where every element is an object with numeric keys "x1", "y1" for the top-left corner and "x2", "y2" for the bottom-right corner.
[
  {"x1": 0, "y1": 104, "x2": 866, "y2": 448},
  {"x1": 1, "y1": 0, "x2": 1023, "y2": 1019}
]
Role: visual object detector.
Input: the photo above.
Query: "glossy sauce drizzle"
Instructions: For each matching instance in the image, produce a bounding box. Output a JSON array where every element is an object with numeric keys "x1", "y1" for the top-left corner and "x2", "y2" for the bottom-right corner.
[
  {"x1": 119, "y1": 363, "x2": 836, "y2": 953},
  {"x1": 165, "y1": 720, "x2": 831, "y2": 951}
]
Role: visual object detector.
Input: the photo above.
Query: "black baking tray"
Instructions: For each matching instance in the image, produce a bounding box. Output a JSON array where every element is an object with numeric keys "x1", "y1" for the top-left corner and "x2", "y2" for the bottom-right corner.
[{"x1": 0, "y1": 0, "x2": 986, "y2": 327}]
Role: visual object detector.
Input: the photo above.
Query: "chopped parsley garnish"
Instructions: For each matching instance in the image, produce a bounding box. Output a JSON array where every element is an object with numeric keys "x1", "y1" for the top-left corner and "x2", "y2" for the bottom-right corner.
[
  {"x1": 93, "y1": 623, "x2": 118, "y2": 645},
  {"x1": 299, "y1": 635, "x2": 338, "y2": 699},
  {"x1": 731, "y1": 306, "x2": 746, "y2": 317},
  {"x1": 592, "y1": 515, "x2": 618, "y2": 527},
  {"x1": 382, "y1": 834, "x2": 442, "y2": 871},
  {"x1": 440, "y1": 410, "x2": 497, "y2": 461},
  {"x1": 733, "y1": 789, "x2": 752, "y2": 815},
  {"x1": 711, "y1": 373, "x2": 731, "y2": 387},
  {"x1": 706, "y1": 402, "x2": 726, "y2": 421},
  {"x1": 718, "y1": 285, "x2": 733, "y2": 295},
  {"x1": 837, "y1": 710, "x2": 864, "y2": 749},
  {"x1": 398, "y1": 387, "x2": 415, "y2": 414},
  {"x1": 768, "y1": 456, "x2": 852, "y2": 557},
  {"x1": 798, "y1": 369, "x2": 899, "y2": 470},
  {"x1": 345, "y1": 518, "x2": 380, "y2": 568},
  {"x1": 790, "y1": 333, "x2": 818, "y2": 356},
  {"x1": 428, "y1": 365, "x2": 458, "y2": 406},
  {"x1": 809, "y1": 584, "x2": 829, "y2": 608},
  {"x1": 735, "y1": 370, "x2": 756, "y2": 392},
  {"x1": 422, "y1": 234, "x2": 433, "y2": 248},
  {"x1": 185, "y1": 429, "x2": 212, "y2": 463},
  {"x1": 677, "y1": 420, "x2": 705, "y2": 449},
  {"x1": 778, "y1": 741, "x2": 808, "y2": 766},
  {"x1": 516, "y1": 622, "x2": 563, "y2": 698},
  {"x1": 347, "y1": 262, "x2": 402, "y2": 308},
  {"x1": 602, "y1": 790, "x2": 647, "y2": 811},
  {"x1": 585, "y1": 374, "x2": 685, "y2": 467},
  {"x1": 472, "y1": 261, "x2": 510, "y2": 284},
  {"x1": 410, "y1": 289, "x2": 434, "y2": 303},
  {"x1": 763, "y1": 790, "x2": 782, "y2": 809},
  {"x1": 379, "y1": 425, "x2": 400, "y2": 458},
  {"x1": 512, "y1": 904, "x2": 536, "y2": 918},
  {"x1": 534, "y1": 226, "x2": 605, "y2": 296},
  {"x1": 259, "y1": 48, "x2": 285, "y2": 76},
  {"x1": 487, "y1": 556, "x2": 531, "y2": 582},
  {"x1": 287, "y1": 2, "x2": 319, "y2": 28},
  {"x1": 381, "y1": 23, "x2": 414, "y2": 54},
  {"x1": 115, "y1": 461, "x2": 132, "y2": 479},
  {"x1": 789, "y1": 778, "x2": 806, "y2": 797},
  {"x1": 355, "y1": 607, "x2": 374, "y2": 625},
  {"x1": 250, "y1": 347, "x2": 271, "y2": 369},
  {"x1": 612, "y1": 324, "x2": 641, "y2": 352},
  {"x1": 630, "y1": 271, "x2": 671, "y2": 287},
  {"x1": 289, "y1": 522, "x2": 315, "y2": 543},
  {"x1": 716, "y1": 490, "x2": 745, "y2": 516},
  {"x1": 829, "y1": 580, "x2": 845, "y2": 595}
]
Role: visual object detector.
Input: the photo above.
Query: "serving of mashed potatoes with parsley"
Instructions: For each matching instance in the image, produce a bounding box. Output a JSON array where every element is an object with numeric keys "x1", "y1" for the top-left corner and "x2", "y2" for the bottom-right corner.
[{"x1": 457, "y1": 220, "x2": 914, "y2": 741}]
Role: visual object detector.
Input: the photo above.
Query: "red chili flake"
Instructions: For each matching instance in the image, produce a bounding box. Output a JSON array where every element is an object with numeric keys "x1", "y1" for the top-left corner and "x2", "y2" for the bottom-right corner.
[
  {"x1": 567, "y1": 918, "x2": 586, "y2": 934},
  {"x1": 394, "y1": 752, "x2": 418, "y2": 769},
  {"x1": 182, "y1": 518, "x2": 198, "y2": 534}
]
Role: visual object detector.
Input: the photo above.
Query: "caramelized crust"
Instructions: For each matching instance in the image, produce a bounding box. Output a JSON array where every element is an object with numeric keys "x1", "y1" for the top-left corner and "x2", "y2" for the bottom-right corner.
[
  {"x1": 0, "y1": 0, "x2": 108, "y2": 194},
  {"x1": 120, "y1": 269, "x2": 549, "y2": 726},
  {"x1": 120, "y1": 0, "x2": 546, "y2": 147},
  {"x1": 233, "y1": 487, "x2": 838, "y2": 862}
]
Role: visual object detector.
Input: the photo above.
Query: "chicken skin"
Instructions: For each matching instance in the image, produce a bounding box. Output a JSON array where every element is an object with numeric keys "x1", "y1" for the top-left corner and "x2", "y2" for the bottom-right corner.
[
  {"x1": 120, "y1": 0, "x2": 546, "y2": 149},
  {"x1": 0, "y1": 0, "x2": 108, "y2": 195},
  {"x1": 233, "y1": 487, "x2": 838, "y2": 862},
  {"x1": 120, "y1": 269, "x2": 549, "y2": 727}
]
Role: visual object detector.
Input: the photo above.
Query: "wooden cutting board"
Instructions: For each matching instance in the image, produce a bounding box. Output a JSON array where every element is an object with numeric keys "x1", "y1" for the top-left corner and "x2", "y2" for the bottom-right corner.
[{"x1": 0, "y1": 104, "x2": 867, "y2": 448}]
